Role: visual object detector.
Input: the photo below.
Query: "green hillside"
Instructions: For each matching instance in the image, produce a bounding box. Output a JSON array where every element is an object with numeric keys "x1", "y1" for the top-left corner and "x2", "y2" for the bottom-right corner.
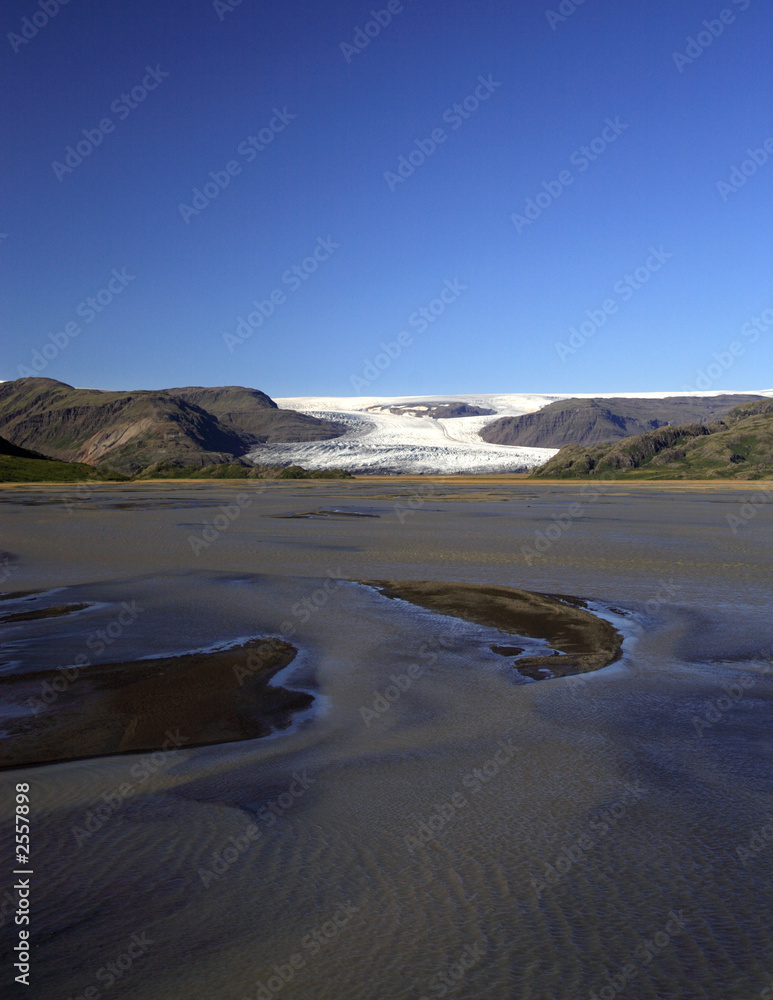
[
  {"x1": 531, "y1": 399, "x2": 773, "y2": 480},
  {"x1": 0, "y1": 378, "x2": 344, "y2": 474},
  {"x1": 135, "y1": 462, "x2": 353, "y2": 480},
  {"x1": 0, "y1": 435, "x2": 127, "y2": 483},
  {"x1": 481, "y1": 394, "x2": 763, "y2": 448}
]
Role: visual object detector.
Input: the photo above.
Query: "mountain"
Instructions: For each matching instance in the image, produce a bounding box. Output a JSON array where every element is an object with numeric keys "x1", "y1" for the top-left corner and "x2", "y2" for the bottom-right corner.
[
  {"x1": 3, "y1": 386, "x2": 770, "y2": 479},
  {"x1": 531, "y1": 399, "x2": 773, "y2": 479},
  {"x1": 0, "y1": 379, "x2": 345, "y2": 474},
  {"x1": 0, "y1": 434, "x2": 47, "y2": 460},
  {"x1": 167, "y1": 386, "x2": 345, "y2": 444},
  {"x1": 249, "y1": 392, "x2": 771, "y2": 476},
  {"x1": 0, "y1": 433, "x2": 126, "y2": 483},
  {"x1": 479, "y1": 395, "x2": 764, "y2": 449},
  {"x1": 367, "y1": 402, "x2": 495, "y2": 419}
]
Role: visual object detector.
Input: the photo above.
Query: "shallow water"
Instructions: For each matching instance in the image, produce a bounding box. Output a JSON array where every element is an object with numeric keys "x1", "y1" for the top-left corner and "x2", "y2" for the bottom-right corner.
[{"x1": 0, "y1": 481, "x2": 771, "y2": 1000}]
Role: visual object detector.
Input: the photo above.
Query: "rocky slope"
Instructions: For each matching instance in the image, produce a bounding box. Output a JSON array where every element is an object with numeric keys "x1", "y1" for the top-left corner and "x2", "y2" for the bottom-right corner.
[
  {"x1": 368, "y1": 402, "x2": 495, "y2": 419},
  {"x1": 531, "y1": 399, "x2": 773, "y2": 479},
  {"x1": 0, "y1": 434, "x2": 47, "y2": 461},
  {"x1": 0, "y1": 379, "x2": 344, "y2": 474},
  {"x1": 167, "y1": 386, "x2": 345, "y2": 444},
  {"x1": 481, "y1": 395, "x2": 763, "y2": 448},
  {"x1": 0, "y1": 433, "x2": 126, "y2": 483}
]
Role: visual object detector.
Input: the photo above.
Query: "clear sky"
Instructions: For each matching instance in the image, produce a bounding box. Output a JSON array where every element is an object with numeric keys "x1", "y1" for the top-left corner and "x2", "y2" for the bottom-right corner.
[{"x1": 1, "y1": 0, "x2": 771, "y2": 397}]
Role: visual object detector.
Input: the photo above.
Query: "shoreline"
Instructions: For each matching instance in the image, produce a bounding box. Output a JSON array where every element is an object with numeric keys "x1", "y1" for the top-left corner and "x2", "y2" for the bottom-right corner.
[
  {"x1": 0, "y1": 637, "x2": 311, "y2": 770},
  {"x1": 1, "y1": 476, "x2": 771, "y2": 489},
  {"x1": 364, "y1": 580, "x2": 623, "y2": 680},
  {"x1": 1, "y1": 577, "x2": 625, "y2": 769}
]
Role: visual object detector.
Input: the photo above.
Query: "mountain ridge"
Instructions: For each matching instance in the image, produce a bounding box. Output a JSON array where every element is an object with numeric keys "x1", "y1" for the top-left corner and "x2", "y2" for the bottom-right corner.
[
  {"x1": 480, "y1": 395, "x2": 765, "y2": 449},
  {"x1": 0, "y1": 378, "x2": 345, "y2": 474},
  {"x1": 0, "y1": 431, "x2": 128, "y2": 483},
  {"x1": 531, "y1": 398, "x2": 773, "y2": 479}
]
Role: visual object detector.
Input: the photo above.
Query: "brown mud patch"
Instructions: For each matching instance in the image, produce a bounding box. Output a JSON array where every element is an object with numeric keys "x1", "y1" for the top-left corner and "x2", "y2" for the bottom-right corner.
[
  {"x1": 0, "y1": 602, "x2": 91, "y2": 624},
  {"x1": 364, "y1": 580, "x2": 623, "y2": 681},
  {"x1": 1, "y1": 637, "x2": 311, "y2": 769}
]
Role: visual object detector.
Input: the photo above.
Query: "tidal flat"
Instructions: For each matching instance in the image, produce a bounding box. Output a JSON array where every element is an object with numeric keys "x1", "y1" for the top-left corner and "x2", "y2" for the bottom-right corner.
[{"x1": 0, "y1": 479, "x2": 771, "y2": 1000}]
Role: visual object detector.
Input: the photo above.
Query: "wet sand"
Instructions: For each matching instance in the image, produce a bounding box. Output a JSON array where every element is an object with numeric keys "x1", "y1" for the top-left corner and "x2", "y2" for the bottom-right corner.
[
  {"x1": 0, "y1": 480, "x2": 771, "y2": 1000},
  {"x1": 366, "y1": 580, "x2": 623, "y2": 679},
  {"x1": 0, "y1": 637, "x2": 309, "y2": 769},
  {"x1": 0, "y1": 601, "x2": 91, "y2": 623},
  {"x1": 0, "y1": 578, "x2": 622, "y2": 771}
]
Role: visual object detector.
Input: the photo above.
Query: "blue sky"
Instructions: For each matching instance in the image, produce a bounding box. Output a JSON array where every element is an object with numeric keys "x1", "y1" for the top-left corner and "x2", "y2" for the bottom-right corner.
[{"x1": 1, "y1": 0, "x2": 770, "y2": 397}]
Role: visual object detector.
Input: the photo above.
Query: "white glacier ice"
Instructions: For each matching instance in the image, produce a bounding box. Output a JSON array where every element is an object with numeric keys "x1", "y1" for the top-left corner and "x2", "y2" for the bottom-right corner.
[{"x1": 246, "y1": 389, "x2": 772, "y2": 475}]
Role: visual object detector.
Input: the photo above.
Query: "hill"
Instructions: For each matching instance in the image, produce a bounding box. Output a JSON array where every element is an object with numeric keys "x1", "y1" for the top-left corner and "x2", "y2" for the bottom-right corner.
[
  {"x1": 0, "y1": 433, "x2": 348, "y2": 483},
  {"x1": 167, "y1": 386, "x2": 345, "y2": 444},
  {"x1": 367, "y1": 402, "x2": 495, "y2": 419},
  {"x1": 0, "y1": 379, "x2": 345, "y2": 474},
  {"x1": 480, "y1": 395, "x2": 763, "y2": 449},
  {"x1": 0, "y1": 434, "x2": 48, "y2": 460},
  {"x1": 531, "y1": 399, "x2": 773, "y2": 479},
  {"x1": 0, "y1": 434, "x2": 127, "y2": 483}
]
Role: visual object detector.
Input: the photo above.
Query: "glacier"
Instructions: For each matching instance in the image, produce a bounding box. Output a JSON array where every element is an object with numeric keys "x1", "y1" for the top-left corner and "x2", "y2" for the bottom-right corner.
[{"x1": 245, "y1": 390, "x2": 772, "y2": 476}]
